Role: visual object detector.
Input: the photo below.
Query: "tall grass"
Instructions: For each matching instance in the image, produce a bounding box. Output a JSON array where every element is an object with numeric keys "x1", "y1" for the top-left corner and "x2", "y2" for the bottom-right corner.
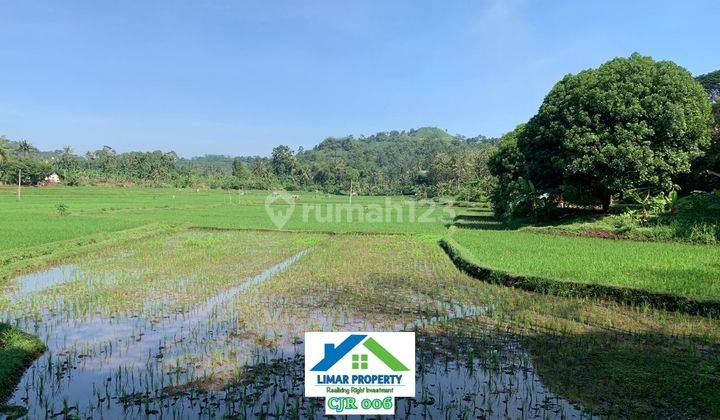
[{"x1": 0, "y1": 323, "x2": 45, "y2": 401}]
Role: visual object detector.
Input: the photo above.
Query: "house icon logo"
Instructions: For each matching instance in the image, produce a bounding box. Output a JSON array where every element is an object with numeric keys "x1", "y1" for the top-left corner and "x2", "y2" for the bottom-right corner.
[
  {"x1": 310, "y1": 334, "x2": 409, "y2": 372},
  {"x1": 304, "y1": 331, "x2": 415, "y2": 415}
]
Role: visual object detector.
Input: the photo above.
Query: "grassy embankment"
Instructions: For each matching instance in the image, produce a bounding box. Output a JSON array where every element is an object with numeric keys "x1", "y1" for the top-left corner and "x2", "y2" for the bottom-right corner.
[
  {"x1": 0, "y1": 324, "x2": 45, "y2": 402},
  {"x1": 443, "y1": 207, "x2": 720, "y2": 315}
]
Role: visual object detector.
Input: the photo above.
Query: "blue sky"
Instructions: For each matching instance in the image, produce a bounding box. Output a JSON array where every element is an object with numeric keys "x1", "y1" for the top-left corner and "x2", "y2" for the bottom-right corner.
[{"x1": 1, "y1": 0, "x2": 718, "y2": 157}]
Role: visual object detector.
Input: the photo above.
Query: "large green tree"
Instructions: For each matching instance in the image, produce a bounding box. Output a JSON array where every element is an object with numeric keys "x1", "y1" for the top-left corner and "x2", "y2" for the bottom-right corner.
[
  {"x1": 271, "y1": 145, "x2": 296, "y2": 177},
  {"x1": 56, "y1": 146, "x2": 79, "y2": 171},
  {"x1": 488, "y1": 125, "x2": 528, "y2": 214},
  {"x1": 232, "y1": 157, "x2": 249, "y2": 179},
  {"x1": 519, "y1": 53, "x2": 713, "y2": 211},
  {"x1": 683, "y1": 103, "x2": 720, "y2": 191},
  {"x1": 0, "y1": 158, "x2": 51, "y2": 185},
  {"x1": 85, "y1": 146, "x2": 117, "y2": 172}
]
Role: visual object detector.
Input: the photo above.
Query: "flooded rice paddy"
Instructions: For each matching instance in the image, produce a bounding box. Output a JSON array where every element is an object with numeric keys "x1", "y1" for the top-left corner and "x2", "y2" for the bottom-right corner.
[{"x1": 1, "y1": 231, "x2": 592, "y2": 418}]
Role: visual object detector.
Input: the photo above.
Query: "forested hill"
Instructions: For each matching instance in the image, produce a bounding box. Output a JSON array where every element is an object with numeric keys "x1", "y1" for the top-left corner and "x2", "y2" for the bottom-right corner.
[
  {"x1": 697, "y1": 69, "x2": 720, "y2": 100},
  {"x1": 0, "y1": 126, "x2": 497, "y2": 198},
  {"x1": 294, "y1": 127, "x2": 496, "y2": 194},
  {"x1": 301, "y1": 127, "x2": 491, "y2": 167}
]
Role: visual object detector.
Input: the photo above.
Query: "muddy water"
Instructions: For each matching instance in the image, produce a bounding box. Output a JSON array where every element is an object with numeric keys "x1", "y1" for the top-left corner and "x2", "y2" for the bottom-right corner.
[{"x1": 1, "y1": 251, "x2": 592, "y2": 419}]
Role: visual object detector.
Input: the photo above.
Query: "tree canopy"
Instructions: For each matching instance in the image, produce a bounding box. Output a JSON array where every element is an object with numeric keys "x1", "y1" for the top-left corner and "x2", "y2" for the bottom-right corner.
[
  {"x1": 295, "y1": 127, "x2": 495, "y2": 195},
  {"x1": 514, "y1": 53, "x2": 712, "y2": 211},
  {"x1": 488, "y1": 125, "x2": 528, "y2": 214},
  {"x1": 271, "y1": 145, "x2": 296, "y2": 177}
]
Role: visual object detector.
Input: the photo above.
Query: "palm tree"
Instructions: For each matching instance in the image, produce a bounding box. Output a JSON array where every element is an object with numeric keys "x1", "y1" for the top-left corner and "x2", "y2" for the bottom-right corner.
[
  {"x1": 16, "y1": 140, "x2": 37, "y2": 158},
  {"x1": 0, "y1": 138, "x2": 8, "y2": 164}
]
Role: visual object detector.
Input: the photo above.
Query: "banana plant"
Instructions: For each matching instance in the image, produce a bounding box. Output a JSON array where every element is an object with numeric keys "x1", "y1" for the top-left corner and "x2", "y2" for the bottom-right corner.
[
  {"x1": 626, "y1": 189, "x2": 677, "y2": 224},
  {"x1": 664, "y1": 190, "x2": 679, "y2": 214}
]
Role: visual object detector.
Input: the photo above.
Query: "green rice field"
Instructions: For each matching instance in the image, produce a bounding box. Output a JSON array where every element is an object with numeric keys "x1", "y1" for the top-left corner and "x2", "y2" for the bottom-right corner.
[
  {"x1": 0, "y1": 187, "x2": 719, "y2": 418},
  {"x1": 448, "y1": 227, "x2": 720, "y2": 302},
  {"x1": 0, "y1": 186, "x2": 453, "y2": 252}
]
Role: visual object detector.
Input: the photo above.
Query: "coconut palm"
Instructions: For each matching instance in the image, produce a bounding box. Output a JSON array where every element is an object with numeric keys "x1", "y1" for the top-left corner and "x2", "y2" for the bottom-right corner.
[
  {"x1": 0, "y1": 138, "x2": 8, "y2": 163},
  {"x1": 16, "y1": 140, "x2": 37, "y2": 158}
]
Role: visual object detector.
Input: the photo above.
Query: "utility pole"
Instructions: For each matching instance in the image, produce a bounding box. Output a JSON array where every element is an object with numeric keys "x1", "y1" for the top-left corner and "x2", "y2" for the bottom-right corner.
[{"x1": 17, "y1": 169, "x2": 21, "y2": 201}]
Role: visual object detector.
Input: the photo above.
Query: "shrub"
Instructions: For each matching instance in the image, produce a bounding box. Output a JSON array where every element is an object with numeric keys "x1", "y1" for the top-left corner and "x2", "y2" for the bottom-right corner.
[
  {"x1": 673, "y1": 192, "x2": 720, "y2": 221},
  {"x1": 55, "y1": 203, "x2": 69, "y2": 216},
  {"x1": 686, "y1": 223, "x2": 719, "y2": 245}
]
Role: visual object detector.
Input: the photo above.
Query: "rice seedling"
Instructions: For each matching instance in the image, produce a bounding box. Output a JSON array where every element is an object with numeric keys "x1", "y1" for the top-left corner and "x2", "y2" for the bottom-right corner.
[
  {"x1": 200, "y1": 234, "x2": 720, "y2": 417},
  {"x1": 0, "y1": 226, "x2": 717, "y2": 417}
]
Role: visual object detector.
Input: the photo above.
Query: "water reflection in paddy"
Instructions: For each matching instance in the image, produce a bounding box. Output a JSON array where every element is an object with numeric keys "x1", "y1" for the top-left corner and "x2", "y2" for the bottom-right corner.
[
  {"x1": 1, "y1": 248, "x2": 592, "y2": 418},
  {"x1": 4, "y1": 266, "x2": 79, "y2": 302}
]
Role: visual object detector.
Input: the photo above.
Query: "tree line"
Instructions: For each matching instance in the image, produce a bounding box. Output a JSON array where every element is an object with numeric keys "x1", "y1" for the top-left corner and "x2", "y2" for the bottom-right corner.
[{"x1": 0, "y1": 127, "x2": 498, "y2": 199}]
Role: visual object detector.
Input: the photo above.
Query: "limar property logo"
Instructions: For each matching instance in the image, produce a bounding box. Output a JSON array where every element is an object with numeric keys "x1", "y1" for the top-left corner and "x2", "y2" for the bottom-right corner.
[{"x1": 304, "y1": 332, "x2": 415, "y2": 415}]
